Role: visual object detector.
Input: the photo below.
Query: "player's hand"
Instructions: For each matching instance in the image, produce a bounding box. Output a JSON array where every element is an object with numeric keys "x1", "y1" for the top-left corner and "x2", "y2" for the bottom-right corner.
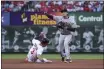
[
  {"x1": 42, "y1": 58, "x2": 52, "y2": 63},
  {"x1": 45, "y1": 60, "x2": 52, "y2": 63}
]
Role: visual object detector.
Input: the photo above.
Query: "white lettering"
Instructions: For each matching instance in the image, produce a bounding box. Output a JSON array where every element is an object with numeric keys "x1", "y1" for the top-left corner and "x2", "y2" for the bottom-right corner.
[
  {"x1": 79, "y1": 15, "x2": 103, "y2": 22},
  {"x1": 79, "y1": 15, "x2": 83, "y2": 21}
]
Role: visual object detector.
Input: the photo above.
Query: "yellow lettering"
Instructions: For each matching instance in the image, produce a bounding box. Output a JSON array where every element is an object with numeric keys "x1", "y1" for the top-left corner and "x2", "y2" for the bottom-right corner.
[
  {"x1": 42, "y1": 15, "x2": 49, "y2": 19},
  {"x1": 38, "y1": 20, "x2": 42, "y2": 25},
  {"x1": 33, "y1": 20, "x2": 37, "y2": 24},
  {"x1": 31, "y1": 14, "x2": 37, "y2": 21},
  {"x1": 31, "y1": 15, "x2": 34, "y2": 21},
  {"x1": 37, "y1": 15, "x2": 41, "y2": 19},
  {"x1": 46, "y1": 21, "x2": 50, "y2": 24},
  {"x1": 49, "y1": 20, "x2": 51, "y2": 25},
  {"x1": 53, "y1": 21, "x2": 56, "y2": 25},
  {"x1": 42, "y1": 21, "x2": 45, "y2": 25},
  {"x1": 33, "y1": 19, "x2": 56, "y2": 25}
]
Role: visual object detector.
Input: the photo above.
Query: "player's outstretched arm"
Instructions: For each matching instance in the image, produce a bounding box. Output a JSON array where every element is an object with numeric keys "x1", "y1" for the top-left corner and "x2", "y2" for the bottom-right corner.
[
  {"x1": 45, "y1": 13, "x2": 53, "y2": 20},
  {"x1": 37, "y1": 54, "x2": 52, "y2": 63}
]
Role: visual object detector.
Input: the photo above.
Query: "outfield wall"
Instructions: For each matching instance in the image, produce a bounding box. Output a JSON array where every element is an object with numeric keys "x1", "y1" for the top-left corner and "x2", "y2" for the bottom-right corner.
[{"x1": 1, "y1": 12, "x2": 103, "y2": 53}]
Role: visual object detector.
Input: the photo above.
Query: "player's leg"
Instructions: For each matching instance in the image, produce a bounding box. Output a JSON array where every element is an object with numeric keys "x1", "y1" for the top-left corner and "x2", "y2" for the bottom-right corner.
[
  {"x1": 85, "y1": 39, "x2": 92, "y2": 48},
  {"x1": 35, "y1": 58, "x2": 52, "y2": 63},
  {"x1": 90, "y1": 40, "x2": 93, "y2": 48},
  {"x1": 26, "y1": 47, "x2": 52, "y2": 63},
  {"x1": 58, "y1": 34, "x2": 65, "y2": 61},
  {"x1": 25, "y1": 47, "x2": 37, "y2": 62},
  {"x1": 64, "y1": 34, "x2": 72, "y2": 63}
]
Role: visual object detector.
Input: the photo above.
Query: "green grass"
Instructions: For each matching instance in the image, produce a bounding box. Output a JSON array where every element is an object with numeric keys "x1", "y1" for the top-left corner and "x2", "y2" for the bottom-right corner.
[{"x1": 2, "y1": 54, "x2": 103, "y2": 59}]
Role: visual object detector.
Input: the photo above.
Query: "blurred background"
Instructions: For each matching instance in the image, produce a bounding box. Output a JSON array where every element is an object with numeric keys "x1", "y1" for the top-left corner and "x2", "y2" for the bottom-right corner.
[{"x1": 1, "y1": 1, "x2": 104, "y2": 53}]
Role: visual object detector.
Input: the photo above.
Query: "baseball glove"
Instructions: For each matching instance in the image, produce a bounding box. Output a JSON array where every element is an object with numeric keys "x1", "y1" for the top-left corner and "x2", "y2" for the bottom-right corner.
[{"x1": 56, "y1": 21, "x2": 65, "y2": 29}]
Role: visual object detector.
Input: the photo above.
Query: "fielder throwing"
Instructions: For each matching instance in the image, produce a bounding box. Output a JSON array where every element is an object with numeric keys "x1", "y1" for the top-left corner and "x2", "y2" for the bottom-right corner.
[
  {"x1": 46, "y1": 9, "x2": 80, "y2": 63},
  {"x1": 25, "y1": 38, "x2": 52, "y2": 63}
]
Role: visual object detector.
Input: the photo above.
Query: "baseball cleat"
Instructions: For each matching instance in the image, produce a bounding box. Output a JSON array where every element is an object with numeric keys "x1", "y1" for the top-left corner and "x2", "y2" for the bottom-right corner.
[
  {"x1": 64, "y1": 59, "x2": 72, "y2": 63},
  {"x1": 69, "y1": 60, "x2": 72, "y2": 63}
]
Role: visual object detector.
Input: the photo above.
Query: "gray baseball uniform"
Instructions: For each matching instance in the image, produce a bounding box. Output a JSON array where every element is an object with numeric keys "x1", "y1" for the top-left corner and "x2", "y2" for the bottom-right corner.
[{"x1": 53, "y1": 15, "x2": 77, "y2": 59}]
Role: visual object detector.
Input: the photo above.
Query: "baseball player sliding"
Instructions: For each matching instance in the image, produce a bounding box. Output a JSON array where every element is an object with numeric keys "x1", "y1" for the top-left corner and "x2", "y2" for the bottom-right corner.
[
  {"x1": 45, "y1": 9, "x2": 80, "y2": 63},
  {"x1": 25, "y1": 38, "x2": 52, "y2": 63}
]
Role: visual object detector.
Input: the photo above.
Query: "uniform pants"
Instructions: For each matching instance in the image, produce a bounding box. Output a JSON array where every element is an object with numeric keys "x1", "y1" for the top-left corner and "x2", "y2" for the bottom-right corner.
[{"x1": 59, "y1": 34, "x2": 72, "y2": 59}]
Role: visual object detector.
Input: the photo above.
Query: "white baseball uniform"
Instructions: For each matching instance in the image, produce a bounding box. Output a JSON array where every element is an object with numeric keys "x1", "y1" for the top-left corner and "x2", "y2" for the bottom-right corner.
[
  {"x1": 98, "y1": 29, "x2": 103, "y2": 44},
  {"x1": 26, "y1": 39, "x2": 44, "y2": 62},
  {"x1": 83, "y1": 31, "x2": 94, "y2": 48}
]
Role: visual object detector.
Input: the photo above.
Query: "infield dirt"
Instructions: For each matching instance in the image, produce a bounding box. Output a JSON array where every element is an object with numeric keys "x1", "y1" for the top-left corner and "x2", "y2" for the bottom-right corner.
[{"x1": 2, "y1": 59, "x2": 103, "y2": 69}]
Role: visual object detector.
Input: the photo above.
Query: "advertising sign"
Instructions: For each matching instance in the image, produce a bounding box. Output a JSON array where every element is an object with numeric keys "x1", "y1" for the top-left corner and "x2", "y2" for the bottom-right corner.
[{"x1": 1, "y1": 12, "x2": 10, "y2": 26}]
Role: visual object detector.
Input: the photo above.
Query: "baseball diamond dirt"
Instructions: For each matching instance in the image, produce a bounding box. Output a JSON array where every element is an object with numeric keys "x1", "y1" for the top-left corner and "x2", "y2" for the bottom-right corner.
[{"x1": 2, "y1": 59, "x2": 103, "y2": 69}]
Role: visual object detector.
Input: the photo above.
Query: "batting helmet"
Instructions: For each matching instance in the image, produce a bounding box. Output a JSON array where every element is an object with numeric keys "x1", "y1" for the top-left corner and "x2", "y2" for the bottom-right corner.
[{"x1": 41, "y1": 38, "x2": 49, "y2": 44}]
